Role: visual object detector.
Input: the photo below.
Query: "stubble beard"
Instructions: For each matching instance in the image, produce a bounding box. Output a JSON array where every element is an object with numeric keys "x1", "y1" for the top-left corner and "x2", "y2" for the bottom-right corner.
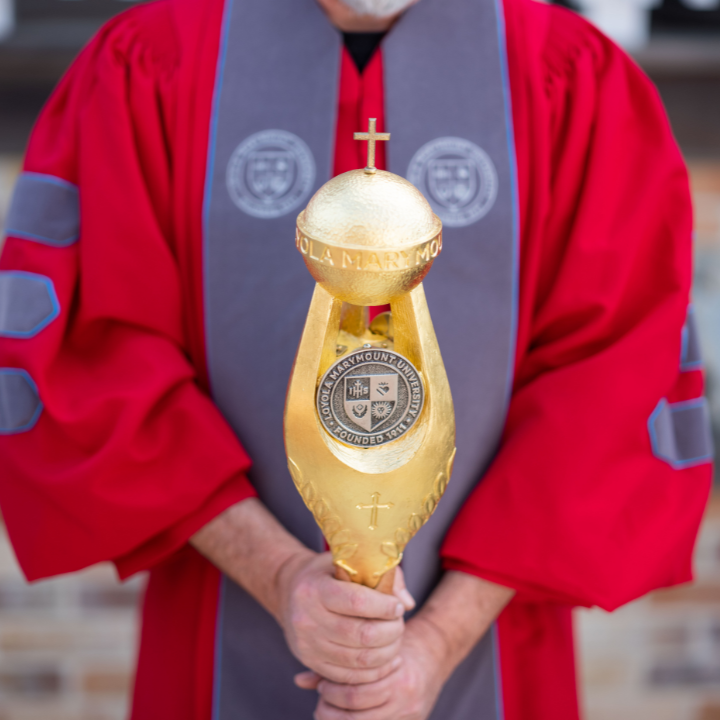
[{"x1": 338, "y1": 0, "x2": 417, "y2": 19}]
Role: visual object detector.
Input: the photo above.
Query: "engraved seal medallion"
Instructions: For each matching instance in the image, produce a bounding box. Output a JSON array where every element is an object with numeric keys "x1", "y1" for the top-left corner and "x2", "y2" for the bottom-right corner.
[
  {"x1": 407, "y1": 137, "x2": 498, "y2": 228},
  {"x1": 226, "y1": 130, "x2": 315, "y2": 219},
  {"x1": 317, "y1": 349, "x2": 425, "y2": 447}
]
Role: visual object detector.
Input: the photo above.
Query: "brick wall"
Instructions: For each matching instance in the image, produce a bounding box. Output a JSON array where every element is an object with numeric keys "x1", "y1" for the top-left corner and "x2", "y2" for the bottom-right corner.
[
  {"x1": 578, "y1": 498, "x2": 720, "y2": 720},
  {"x1": 1, "y1": 157, "x2": 720, "y2": 719},
  {"x1": 0, "y1": 156, "x2": 18, "y2": 247},
  {"x1": 0, "y1": 525, "x2": 142, "y2": 720},
  {"x1": 577, "y1": 161, "x2": 720, "y2": 720}
]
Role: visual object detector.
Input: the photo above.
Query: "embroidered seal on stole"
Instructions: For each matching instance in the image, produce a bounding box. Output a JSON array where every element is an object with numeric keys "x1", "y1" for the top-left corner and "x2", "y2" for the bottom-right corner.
[
  {"x1": 226, "y1": 130, "x2": 316, "y2": 219},
  {"x1": 407, "y1": 137, "x2": 498, "y2": 228}
]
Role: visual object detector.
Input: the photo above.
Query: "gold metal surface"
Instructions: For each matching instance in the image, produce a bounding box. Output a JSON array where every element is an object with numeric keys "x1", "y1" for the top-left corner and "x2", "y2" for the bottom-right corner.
[
  {"x1": 296, "y1": 169, "x2": 442, "y2": 305},
  {"x1": 353, "y1": 118, "x2": 391, "y2": 175},
  {"x1": 284, "y1": 125, "x2": 456, "y2": 589}
]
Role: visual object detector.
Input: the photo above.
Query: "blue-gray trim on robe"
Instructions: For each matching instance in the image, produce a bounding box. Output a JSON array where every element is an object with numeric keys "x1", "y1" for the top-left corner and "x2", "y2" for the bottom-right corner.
[
  {"x1": 0, "y1": 271, "x2": 60, "y2": 339},
  {"x1": 4, "y1": 173, "x2": 80, "y2": 247},
  {"x1": 649, "y1": 397, "x2": 714, "y2": 469},
  {"x1": 680, "y1": 305, "x2": 702, "y2": 372},
  {"x1": 0, "y1": 368, "x2": 43, "y2": 434},
  {"x1": 202, "y1": 0, "x2": 518, "y2": 715}
]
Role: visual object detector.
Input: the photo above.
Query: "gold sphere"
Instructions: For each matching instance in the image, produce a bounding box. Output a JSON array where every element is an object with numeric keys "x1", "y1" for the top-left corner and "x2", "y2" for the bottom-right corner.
[{"x1": 296, "y1": 169, "x2": 442, "y2": 305}]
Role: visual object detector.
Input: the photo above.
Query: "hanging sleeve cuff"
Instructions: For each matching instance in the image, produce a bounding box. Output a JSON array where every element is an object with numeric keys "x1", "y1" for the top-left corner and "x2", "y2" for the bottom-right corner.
[{"x1": 114, "y1": 472, "x2": 257, "y2": 579}]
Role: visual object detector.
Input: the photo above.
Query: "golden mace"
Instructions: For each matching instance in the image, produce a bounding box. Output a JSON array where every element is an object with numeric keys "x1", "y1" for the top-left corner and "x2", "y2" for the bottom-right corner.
[{"x1": 284, "y1": 120, "x2": 456, "y2": 593}]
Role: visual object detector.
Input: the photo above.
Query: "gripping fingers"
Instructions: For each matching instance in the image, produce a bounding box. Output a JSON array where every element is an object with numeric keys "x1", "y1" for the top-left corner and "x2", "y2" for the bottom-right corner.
[
  {"x1": 318, "y1": 655, "x2": 402, "y2": 685},
  {"x1": 317, "y1": 672, "x2": 397, "y2": 711},
  {"x1": 327, "y1": 614, "x2": 405, "y2": 649},
  {"x1": 315, "y1": 697, "x2": 391, "y2": 720},
  {"x1": 322, "y1": 637, "x2": 403, "y2": 669},
  {"x1": 322, "y1": 579, "x2": 405, "y2": 620}
]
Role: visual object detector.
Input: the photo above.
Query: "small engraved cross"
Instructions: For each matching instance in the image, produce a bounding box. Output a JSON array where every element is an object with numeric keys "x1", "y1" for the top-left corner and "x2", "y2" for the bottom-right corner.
[
  {"x1": 356, "y1": 492, "x2": 394, "y2": 530},
  {"x1": 354, "y1": 118, "x2": 390, "y2": 175}
]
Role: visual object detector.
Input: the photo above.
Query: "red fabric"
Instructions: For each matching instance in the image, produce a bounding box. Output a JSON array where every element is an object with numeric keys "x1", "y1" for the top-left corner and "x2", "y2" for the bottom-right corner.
[
  {"x1": 0, "y1": 1, "x2": 711, "y2": 720},
  {"x1": 334, "y1": 46, "x2": 386, "y2": 176},
  {"x1": 441, "y1": 1, "x2": 711, "y2": 613},
  {"x1": 498, "y1": 603, "x2": 579, "y2": 720},
  {"x1": 0, "y1": 2, "x2": 255, "y2": 584},
  {"x1": 132, "y1": 547, "x2": 220, "y2": 720}
]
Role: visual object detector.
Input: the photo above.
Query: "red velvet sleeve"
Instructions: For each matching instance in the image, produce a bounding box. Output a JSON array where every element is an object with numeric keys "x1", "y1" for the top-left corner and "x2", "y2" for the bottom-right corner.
[
  {"x1": 441, "y1": 6, "x2": 712, "y2": 611},
  {"x1": 0, "y1": 3, "x2": 255, "y2": 582}
]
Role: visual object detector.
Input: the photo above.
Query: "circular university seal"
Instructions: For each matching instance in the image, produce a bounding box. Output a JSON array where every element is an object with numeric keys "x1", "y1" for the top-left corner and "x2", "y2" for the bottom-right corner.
[
  {"x1": 317, "y1": 348, "x2": 425, "y2": 448},
  {"x1": 407, "y1": 137, "x2": 498, "y2": 228},
  {"x1": 226, "y1": 130, "x2": 316, "y2": 219}
]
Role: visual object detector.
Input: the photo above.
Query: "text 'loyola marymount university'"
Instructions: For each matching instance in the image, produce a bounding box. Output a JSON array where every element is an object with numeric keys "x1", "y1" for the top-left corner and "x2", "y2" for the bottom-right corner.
[{"x1": 296, "y1": 232, "x2": 441, "y2": 272}]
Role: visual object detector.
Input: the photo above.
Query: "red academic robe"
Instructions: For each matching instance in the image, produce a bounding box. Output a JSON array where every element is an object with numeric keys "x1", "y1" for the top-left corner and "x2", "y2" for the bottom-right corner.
[{"x1": 0, "y1": 0, "x2": 711, "y2": 718}]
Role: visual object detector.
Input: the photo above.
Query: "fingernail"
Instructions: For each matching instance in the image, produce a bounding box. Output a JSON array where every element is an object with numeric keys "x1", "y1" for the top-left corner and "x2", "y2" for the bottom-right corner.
[
  {"x1": 401, "y1": 590, "x2": 416, "y2": 608},
  {"x1": 395, "y1": 602, "x2": 405, "y2": 617}
]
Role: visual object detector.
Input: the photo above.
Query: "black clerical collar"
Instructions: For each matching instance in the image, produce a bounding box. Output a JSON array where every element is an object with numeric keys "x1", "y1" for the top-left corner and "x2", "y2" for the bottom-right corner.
[{"x1": 343, "y1": 32, "x2": 386, "y2": 73}]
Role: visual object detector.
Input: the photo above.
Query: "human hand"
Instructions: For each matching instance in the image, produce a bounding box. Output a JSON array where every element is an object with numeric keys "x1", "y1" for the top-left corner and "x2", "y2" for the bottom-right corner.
[
  {"x1": 304, "y1": 614, "x2": 446, "y2": 720},
  {"x1": 278, "y1": 552, "x2": 415, "y2": 685},
  {"x1": 297, "y1": 571, "x2": 515, "y2": 720}
]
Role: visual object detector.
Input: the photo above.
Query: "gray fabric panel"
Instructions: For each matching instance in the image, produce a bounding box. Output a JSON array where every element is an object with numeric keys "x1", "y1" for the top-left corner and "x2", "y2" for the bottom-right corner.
[
  {"x1": 0, "y1": 272, "x2": 59, "y2": 338},
  {"x1": 432, "y1": 627, "x2": 501, "y2": 719},
  {"x1": 205, "y1": 0, "x2": 339, "y2": 550},
  {"x1": 649, "y1": 398, "x2": 713, "y2": 468},
  {"x1": 0, "y1": 370, "x2": 42, "y2": 434},
  {"x1": 4, "y1": 173, "x2": 80, "y2": 247},
  {"x1": 206, "y1": 0, "x2": 516, "y2": 716},
  {"x1": 680, "y1": 306, "x2": 702, "y2": 371},
  {"x1": 216, "y1": 578, "x2": 319, "y2": 720},
  {"x1": 205, "y1": 0, "x2": 342, "y2": 718}
]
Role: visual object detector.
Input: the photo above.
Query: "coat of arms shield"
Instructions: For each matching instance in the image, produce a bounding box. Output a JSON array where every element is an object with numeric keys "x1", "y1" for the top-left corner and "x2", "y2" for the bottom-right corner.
[
  {"x1": 248, "y1": 150, "x2": 295, "y2": 203},
  {"x1": 344, "y1": 374, "x2": 398, "y2": 433},
  {"x1": 427, "y1": 157, "x2": 477, "y2": 209}
]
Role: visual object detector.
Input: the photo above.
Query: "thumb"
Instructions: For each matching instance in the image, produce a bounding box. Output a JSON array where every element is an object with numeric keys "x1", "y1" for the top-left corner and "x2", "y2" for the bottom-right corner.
[
  {"x1": 294, "y1": 671, "x2": 322, "y2": 690},
  {"x1": 393, "y1": 566, "x2": 416, "y2": 611}
]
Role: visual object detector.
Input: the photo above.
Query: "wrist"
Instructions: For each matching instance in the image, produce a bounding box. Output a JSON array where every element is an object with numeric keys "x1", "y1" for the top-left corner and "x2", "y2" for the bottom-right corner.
[
  {"x1": 271, "y1": 547, "x2": 316, "y2": 624},
  {"x1": 406, "y1": 613, "x2": 457, "y2": 685},
  {"x1": 406, "y1": 571, "x2": 514, "y2": 682}
]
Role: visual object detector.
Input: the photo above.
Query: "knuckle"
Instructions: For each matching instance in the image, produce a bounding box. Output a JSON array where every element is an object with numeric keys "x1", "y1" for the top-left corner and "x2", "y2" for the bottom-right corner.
[
  {"x1": 343, "y1": 684, "x2": 363, "y2": 708},
  {"x1": 334, "y1": 646, "x2": 357, "y2": 668},
  {"x1": 342, "y1": 667, "x2": 364, "y2": 685},
  {"x1": 336, "y1": 618, "x2": 358, "y2": 644},
  {"x1": 349, "y1": 591, "x2": 366, "y2": 615},
  {"x1": 355, "y1": 648, "x2": 377, "y2": 669},
  {"x1": 326, "y1": 666, "x2": 354, "y2": 684},
  {"x1": 358, "y1": 621, "x2": 377, "y2": 647}
]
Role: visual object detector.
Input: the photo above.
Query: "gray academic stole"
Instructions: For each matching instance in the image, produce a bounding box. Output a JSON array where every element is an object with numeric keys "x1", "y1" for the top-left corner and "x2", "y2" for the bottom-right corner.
[{"x1": 202, "y1": 0, "x2": 518, "y2": 715}]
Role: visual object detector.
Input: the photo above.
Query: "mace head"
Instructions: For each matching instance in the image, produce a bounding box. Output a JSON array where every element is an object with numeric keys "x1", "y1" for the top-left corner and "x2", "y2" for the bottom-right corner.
[{"x1": 295, "y1": 122, "x2": 442, "y2": 306}]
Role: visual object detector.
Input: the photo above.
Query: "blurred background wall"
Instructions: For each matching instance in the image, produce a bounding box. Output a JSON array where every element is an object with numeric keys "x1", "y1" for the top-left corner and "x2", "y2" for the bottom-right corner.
[{"x1": 0, "y1": 1, "x2": 719, "y2": 718}]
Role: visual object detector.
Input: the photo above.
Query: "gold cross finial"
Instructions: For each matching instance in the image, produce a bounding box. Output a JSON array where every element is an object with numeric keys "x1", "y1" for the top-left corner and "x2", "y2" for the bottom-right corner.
[
  {"x1": 354, "y1": 118, "x2": 390, "y2": 175},
  {"x1": 356, "y1": 492, "x2": 394, "y2": 530}
]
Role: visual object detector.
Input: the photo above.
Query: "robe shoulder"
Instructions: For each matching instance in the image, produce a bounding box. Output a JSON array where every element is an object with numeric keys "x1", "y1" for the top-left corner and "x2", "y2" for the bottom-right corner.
[
  {"x1": 443, "y1": 0, "x2": 710, "y2": 611},
  {"x1": 0, "y1": 0, "x2": 256, "y2": 582},
  {"x1": 506, "y1": 0, "x2": 644, "y2": 86},
  {"x1": 24, "y1": 0, "x2": 181, "y2": 182}
]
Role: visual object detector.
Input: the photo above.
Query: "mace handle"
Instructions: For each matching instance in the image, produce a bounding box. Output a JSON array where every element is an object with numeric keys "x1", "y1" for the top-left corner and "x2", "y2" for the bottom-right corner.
[{"x1": 334, "y1": 565, "x2": 397, "y2": 595}]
